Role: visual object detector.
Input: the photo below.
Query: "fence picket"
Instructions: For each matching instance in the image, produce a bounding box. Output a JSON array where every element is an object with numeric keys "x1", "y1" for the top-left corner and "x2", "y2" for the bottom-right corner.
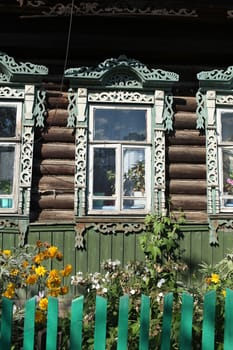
[
  {"x1": 179, "y1": 292, "x2": 193, "y2": 350},
  {"x1": 224, "y1": 288, "x2": 233, "y2": 350},
  {"x1": 0, "y1": 297, "x2": 13, "y2": 350},
  {"x1": 70, "y1": 295, "x2": 84, "y2": 350},
  {"x1": 202, "y1": 290, "x2": 216, "y2": 350},
  {"x1": 1, "y1": 290, "x2": 232, "y2": 349},
  {"x1": 139, "y1": 294, "x2": 150, "y2": 350},
  {"x1": 117, "y1": 294, "x2": 129, "y2": 350},
  {"x1": 23, "y1": 297, "x2": 36, "y2": 350},
  {"x1": 160, "y1": 292, "x2": 173, "y2": 350},
  {"x1": 46, "y1": 297, "x2": 59, "y2": 350},
  {"x1": 94, "y1": 296, "x2": 107, "y2": 350}
]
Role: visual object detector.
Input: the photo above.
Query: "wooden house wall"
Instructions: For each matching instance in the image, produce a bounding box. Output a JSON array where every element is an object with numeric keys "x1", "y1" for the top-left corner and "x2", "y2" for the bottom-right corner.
[
  {"x1": 1, "y1": 226, "x2": 232, "y2": 282},
  {"x1": 1, "y1": 1, "x2": 233, "y2": 277}
]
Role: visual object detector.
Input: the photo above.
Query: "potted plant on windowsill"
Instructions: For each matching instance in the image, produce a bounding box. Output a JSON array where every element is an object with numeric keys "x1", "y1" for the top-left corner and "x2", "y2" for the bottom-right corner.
[
  {"x1": 225, "y1": 175, "x2": 233, "y2": 206},
  {"x1": 124, "y1": 160, "x2": 145, "y2": 196}
]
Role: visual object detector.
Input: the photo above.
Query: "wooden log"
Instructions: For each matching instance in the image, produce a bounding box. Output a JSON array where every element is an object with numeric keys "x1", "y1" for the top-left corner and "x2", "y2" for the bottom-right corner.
[
  {"x1": 30, "y1": 210, "x2": 75, "y2": 222},
  {"x1": 37, "y1": 194, "x2": 74, "y2": 209},
  {"x1": 39, "y1": 143, "x2": 75, "y2": 159},
  {"x1": 168, "y1": 146, "x2": 206, "y2": 163},
  {"x1": 33, "y1": 159, "x2": 75, "y2": 175},
  {"x1": 168, "y1": 179, "x2": 207, "y2": 194},
  {"x1": 41, "y1": 127, "x2": 75, "y2": 142},
  {"x1": 168, "y1": 163, "x2": 206, "y2": 179},
  {"x1": 46, "y1": 109, "x2": 69, "y2": 126},
  {"x1": 47, "y1": 91, "x2": 69, "y2": 109},
  {"x1": 173, "y1": 96, "x2": 197, "y2": 112},
  {"x1": 170, "y1": 194, "x2": 207, "y2": 210},
  {"x1": 35, "y1": 175, "x2": 74, "y2": 191},
  {"x1": 168, "y1": 130, "x2": 205, "y2": 145},
  {"x1": 173, "y1": 112, "x2": 197, "y2": 129},
  {"x1": 172, "y1": 211, "x2": 208, "y2": 223}
]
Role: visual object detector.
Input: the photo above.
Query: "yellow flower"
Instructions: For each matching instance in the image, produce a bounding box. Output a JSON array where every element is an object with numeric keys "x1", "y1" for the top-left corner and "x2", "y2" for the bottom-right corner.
[
  {"x1": 48, "y1": 269, "x2": 59, "y2": 279},
  {"x1": 211, "y1": 273, "x2": 220, "y2": 284},
  {"x1": 39, "y1": 297, "x2": 48, "y2": 311},
  {"x1": 35, "y1": 265, "x2": 47, "y2": 277},
  {"x1": 3, "y1": 249, "x2": 11, "y2": 256},
  {"x1": 35, "y1": 310, "x2": 46, "y2": 324},
  {"x1": 48, "y1": 287, "x2": 61, "y2": 297},
  {"x1": 2, "y1": 282, "x2": 15, "y2": 299},
  {"x1": 61, "y1": 264, "x2": 72, "y2": 277},
  {"x1": 10, "y1": 269, "x2": 19, "y2": 276},
  {"x1": 56, "y1": 251, "x2": 63, "y2": 261},
  {"x1": 22, "y1": 260, "x2": 29, "y2": 268},
  {"x1": 33, "y1": 252, "x2": 45, "y2": 264},
  {"x1": 60, "y1": 286, "x2": 69, "y2": 295},
  {"x1": 26, "y1": 274, "x2": 38, "y2": 285},
  {"x1": 47, "y1": 246, "x2": 58, "y2": 258},
  {"x1": 222, "y1": 290, "x2": 226, "y2": 297}
]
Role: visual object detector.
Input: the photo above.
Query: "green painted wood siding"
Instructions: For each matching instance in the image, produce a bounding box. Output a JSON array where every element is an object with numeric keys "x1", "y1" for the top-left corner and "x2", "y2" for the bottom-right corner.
[{"x1": 0, "y1": 226, "x2": 232, "y2": 280}]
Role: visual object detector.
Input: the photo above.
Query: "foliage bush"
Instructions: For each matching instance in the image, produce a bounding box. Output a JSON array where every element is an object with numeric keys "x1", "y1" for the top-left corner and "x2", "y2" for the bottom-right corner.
[{"x1": 0, "y1": 240, "x2": 72, "y2": 349}]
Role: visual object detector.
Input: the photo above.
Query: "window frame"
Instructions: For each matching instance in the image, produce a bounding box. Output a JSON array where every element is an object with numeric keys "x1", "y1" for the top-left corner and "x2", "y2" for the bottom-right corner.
[
  {"x1": 0, "y1": 101, "x2": 22, "y2": 213},
  {"x1": 88, "y1": 104, "x2": 152, "y2": 215},
  {"x1": 216, "y1": 107, "x2": 233, "y2": 212}
]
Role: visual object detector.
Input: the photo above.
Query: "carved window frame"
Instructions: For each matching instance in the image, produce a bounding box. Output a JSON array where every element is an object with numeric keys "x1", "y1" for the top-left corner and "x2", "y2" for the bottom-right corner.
[
  {"x1": 197, "y1": 66, "x2": 233, "y2": 244},
  {"x1": 88, "y1": 104, "x2": 152, "y2": 215},
  {"x1": 0, "y1": 101, "x2": 22, "y2": 212},
  {"x1": 0, "y1": 52, "x2": 48, "y2": 242},
  {"x1": 64, "y1": 56, "x2": 178, "y2": 246}
]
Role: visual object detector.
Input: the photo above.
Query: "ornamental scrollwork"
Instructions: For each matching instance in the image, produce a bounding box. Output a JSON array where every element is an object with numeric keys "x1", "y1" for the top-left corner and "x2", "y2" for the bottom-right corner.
[
  {"x1": 24, "y1": 1, "x2": 197, "y2": 18},
  {"x1": 88, "y1": 91, "x2": 154, "y2": 104},
  {"x1": 20, "y1": 126, "x2": 34, "y2": 186},
  {"x1": 206, "y1": 129, "x2": 218, "y2": 187},
  {"x1": 33, "y1": 90, "x2": 47, "y2": 127},
  {"x1": 75, "y1": 221, "x2": 146, "y2": 249},
  {"x1": 154, "y1": 129, "x2": 165, "y2": 214},
  {"x1": 67, "y1": 89, "x2": 77, "y2": 127},
  {"x1": 75, "y1": 128, "x2": 87, "y2": 188},
  {"x1": 65, "y1": 55, "x2": 179, "y2": 85},
  {"x1": 197, "y1": 66, "x2": 233, "y2": 81},
  {"x1": 163, "y1": 94, "x2": 173, "y2": 131},
  {"x1": 103, "y1": 72, "x2": 141, "y2": 88},
  {"x1": 0, "y1": 86, "x2": 24, "y2": 99},
  {"x1": 0, "y1": 52, "x2": 48, "y2": 81},
  {"x1": 216, "y1": 95, "x2": 233, "y2": 105},
  {"x1": 196, "y1": 89, "x2": 206, "y2": 129}
]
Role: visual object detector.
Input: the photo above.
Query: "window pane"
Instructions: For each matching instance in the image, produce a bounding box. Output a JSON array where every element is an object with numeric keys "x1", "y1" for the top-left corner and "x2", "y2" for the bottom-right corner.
[
  {"x1": 93, "y1": 148, "x2": 115, "y2": 196},
  {"x1": 0, "y1": 146, "x2": 14, "y2": 195},
  {"x1": 221, "y1": 112, "x2": 233, "y2": 142},
  {"x1": 123, "y1": 148, "x2": 145, "y2": 196},
  {"x1": 0, "y1": 107, "x2": 17, "y2": 137},
  {"x1": 223, "y1": 148, "x2": 233, "y2": 194},
  {"x1": 93, "y1": 108, "x2": 146, "y2": 141}
]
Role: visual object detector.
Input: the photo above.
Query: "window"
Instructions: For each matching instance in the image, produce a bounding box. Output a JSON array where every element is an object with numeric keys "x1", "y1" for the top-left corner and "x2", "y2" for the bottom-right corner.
[
  {"x1": 0, "y1": 103, "x2": 21, "y2": 212},
  {"x1": 88, "y1": 106, "x2": 151, "y2": 214},
  {"x1": 217, "y1": 108, "x2": 233, "y2": 210}
]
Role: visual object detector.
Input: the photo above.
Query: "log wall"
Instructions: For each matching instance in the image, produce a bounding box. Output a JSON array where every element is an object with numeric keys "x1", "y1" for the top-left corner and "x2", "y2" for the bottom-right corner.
[
  {"x1": 30, "y1": 85, "x2": 75, "y2": 222},
  {"x1": 167, "y1": 96, "x2": 207, "y2": 222},
  {"x1": 30, "y1": 90, "x2": 208, "y2": 224}
]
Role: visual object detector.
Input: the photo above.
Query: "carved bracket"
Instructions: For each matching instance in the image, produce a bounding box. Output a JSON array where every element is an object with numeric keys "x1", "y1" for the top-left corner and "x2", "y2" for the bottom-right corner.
[{"x1": 75, "y1": 220, "x2": 146, "y2": 249}]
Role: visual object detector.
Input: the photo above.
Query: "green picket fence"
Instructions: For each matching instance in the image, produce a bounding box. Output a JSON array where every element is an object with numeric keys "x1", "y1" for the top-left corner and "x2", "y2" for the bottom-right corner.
[{"x1": 0, "y1": 289, "x2": 233, "y2": 349}]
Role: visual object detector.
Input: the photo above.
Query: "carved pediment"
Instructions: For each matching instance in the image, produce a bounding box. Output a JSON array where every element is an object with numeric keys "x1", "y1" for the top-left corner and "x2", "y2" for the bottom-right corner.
[
  {"x1": 65, "y1": 55, "x2": 179, "y2": 89},
  {"x1": 0, "y1": 51, "x2": 48, "y2": 84}
]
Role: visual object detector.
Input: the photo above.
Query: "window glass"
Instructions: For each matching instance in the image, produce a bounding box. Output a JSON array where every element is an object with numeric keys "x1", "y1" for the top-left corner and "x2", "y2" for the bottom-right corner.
[
  {"x1": 217, "y1": 109, "x2": 233, "y2": 210},
  {"x1": 0, "y1": 104, "x2": 20, "y2": 211},
  {"x1": 0, "y1": 107, "x2": 17, "y2": 137},
  {"x1": 93, "y1": 108, "x2": 146, "y2": 141}
]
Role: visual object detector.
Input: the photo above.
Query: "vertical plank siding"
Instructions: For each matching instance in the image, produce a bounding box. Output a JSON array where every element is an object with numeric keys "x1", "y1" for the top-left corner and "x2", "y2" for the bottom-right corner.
[{"x1": 1, "y1": 228, "x2": 233, "y2": 278}]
